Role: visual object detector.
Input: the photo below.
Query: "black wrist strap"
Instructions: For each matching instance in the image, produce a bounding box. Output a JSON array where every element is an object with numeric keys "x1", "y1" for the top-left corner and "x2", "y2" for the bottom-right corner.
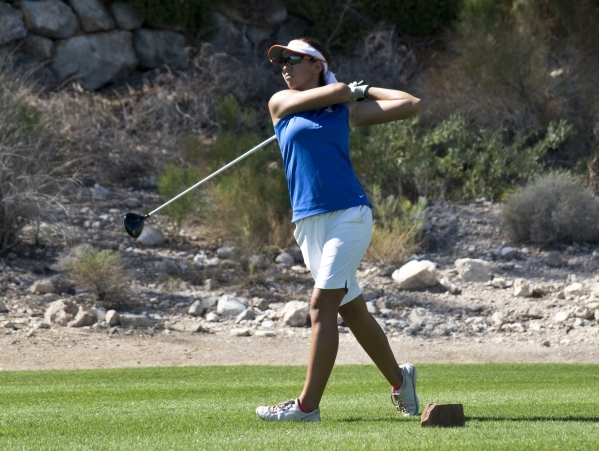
[{"x1": 364, "y1": 85, "x2": 371, "y2": 99}]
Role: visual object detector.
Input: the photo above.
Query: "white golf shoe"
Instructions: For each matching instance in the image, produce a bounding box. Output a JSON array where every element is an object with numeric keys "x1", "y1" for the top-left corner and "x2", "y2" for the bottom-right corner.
[
  {"x1": 256, "y1": 399, "x2": 321, "y2": 422},
  {"x1": 391, "y1": 363, "x2": 420, "y2": 417}
]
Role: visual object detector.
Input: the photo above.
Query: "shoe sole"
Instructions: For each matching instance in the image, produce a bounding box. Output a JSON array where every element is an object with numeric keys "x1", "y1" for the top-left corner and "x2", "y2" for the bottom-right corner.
[{"x1": 403, "y1": 364, "x2": 420, "y2": 417}]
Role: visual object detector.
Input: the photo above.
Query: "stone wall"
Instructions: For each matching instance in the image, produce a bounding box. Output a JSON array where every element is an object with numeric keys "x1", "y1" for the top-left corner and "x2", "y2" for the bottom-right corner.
[{"x1": 0, "y1": 0, "x2": 311, "y2": 90}]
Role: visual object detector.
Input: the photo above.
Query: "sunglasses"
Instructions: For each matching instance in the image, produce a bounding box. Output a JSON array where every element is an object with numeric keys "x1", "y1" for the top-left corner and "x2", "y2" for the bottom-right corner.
[{"x1": 279, "y1": 54, "x2": 315, "y2": 68}]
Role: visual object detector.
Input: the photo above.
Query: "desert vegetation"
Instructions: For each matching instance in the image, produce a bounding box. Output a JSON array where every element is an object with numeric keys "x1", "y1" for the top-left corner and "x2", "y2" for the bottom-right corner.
[{"x1": 2, "y1": 0, "x2": 599, "y2": 263}]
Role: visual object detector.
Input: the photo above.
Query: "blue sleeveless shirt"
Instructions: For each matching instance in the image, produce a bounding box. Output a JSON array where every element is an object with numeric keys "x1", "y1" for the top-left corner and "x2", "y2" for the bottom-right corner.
[{"x1": 274, "y1": 103, "x2": 371, "y2": 222}]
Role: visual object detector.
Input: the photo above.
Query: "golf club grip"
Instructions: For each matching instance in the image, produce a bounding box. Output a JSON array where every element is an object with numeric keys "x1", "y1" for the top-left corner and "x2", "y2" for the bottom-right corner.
[{"x1": 147, "y1": 135, "x2": 278, "y2": 217}]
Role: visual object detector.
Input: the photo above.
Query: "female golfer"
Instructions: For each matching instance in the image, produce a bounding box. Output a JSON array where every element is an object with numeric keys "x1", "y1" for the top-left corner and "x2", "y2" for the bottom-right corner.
[{"x1": 256, "y1": 38, "x2": 422, "y2": 421}]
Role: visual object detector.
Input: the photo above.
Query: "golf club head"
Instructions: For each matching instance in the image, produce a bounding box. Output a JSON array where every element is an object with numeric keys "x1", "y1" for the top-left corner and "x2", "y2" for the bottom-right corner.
[{"x1": 123, "y1": 213, "x2": 146, "y2": 239}]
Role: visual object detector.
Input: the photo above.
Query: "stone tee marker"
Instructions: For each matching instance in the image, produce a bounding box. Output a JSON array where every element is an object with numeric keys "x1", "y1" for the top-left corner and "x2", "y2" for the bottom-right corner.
[{"x1": 420, "y1": 403, "x2": 466, "y2": 427}]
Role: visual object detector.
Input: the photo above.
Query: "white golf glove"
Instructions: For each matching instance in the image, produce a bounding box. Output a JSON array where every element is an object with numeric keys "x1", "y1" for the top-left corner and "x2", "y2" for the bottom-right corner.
[{"x1": 348, "y1": 80, "x2": 370, "y2": 101}]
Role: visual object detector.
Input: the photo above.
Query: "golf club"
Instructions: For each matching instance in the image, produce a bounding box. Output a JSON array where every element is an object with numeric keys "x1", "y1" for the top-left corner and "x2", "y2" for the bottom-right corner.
[{"x1": 123, "y1": 135, "x2": 277, "y2": 238}]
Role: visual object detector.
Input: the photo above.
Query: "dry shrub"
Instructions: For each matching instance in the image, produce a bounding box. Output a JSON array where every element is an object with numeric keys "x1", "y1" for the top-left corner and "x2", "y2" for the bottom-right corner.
[
  {"x1": 60, "y1": 246, "x2": 132, "y2": 308},
  {"x1": 367, "y1": 186, "x2": 426, "y2": 266},
  {"x1": 0, "y1": 53, "x2": 74, "y2": 253},
  {"x1": 502, "y1": 172, "x2": 599, "y2": 245},
  {"x1": 419, "y1": 0, "x2": 599, "y2": 164}
]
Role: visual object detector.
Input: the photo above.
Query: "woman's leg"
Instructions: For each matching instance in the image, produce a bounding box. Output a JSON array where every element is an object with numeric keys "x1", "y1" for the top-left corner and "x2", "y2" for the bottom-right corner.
[
  {"x1": 339, "y1": 294, "x2": 402, "y2": 387},
  {"x1": 298, "y1": 287, "x2": 346, "y2": 412}
]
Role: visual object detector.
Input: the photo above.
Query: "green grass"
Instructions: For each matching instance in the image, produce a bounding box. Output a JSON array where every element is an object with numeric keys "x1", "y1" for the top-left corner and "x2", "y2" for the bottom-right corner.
[{"x1": 1, "y1": 364, "x2": 598, "y2": 450}]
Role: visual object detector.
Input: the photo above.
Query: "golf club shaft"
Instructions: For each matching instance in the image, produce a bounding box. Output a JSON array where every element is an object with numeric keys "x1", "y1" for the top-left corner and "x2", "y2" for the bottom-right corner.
[{"x1": 147, "y1": 135, "x2": 277, "y2": 217}]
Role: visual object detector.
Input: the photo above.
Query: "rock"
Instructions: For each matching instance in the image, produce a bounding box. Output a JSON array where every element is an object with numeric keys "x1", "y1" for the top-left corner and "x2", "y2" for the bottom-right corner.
[
  {"x1": 280, "y1": 300, "x2": 310, "y2": 327},
  {"x1": 590, "y1": 283, "x2": 599, "y2": 297},
  {"x1": 110, "y1": 2, "x2": 143, "y2": 30},
  {"x1": 45, "y1": 299, "x2": 79, "y2": 325},
  {"x1": 248, "y1": 254, "x2": 268, "y2": 267},
  {"x1": 406, "y1": 323, "x2": 422, "y2": 335},
  {"x1": 251, "y1": 297, "x2": 269, "y2": 311},
  {"x1": 19, "y1": 0, "x2": 79, "y2": 39},
  {"x1": 378, "y1": 266, "x2": 396, "y2": 277},
  {"x1": 88, "y1": 307, "x2": 106, "y2": 322},
  {"x1": 235, "y1": 309, "x2": 256, "y2": 323},
  {"x1": 201, "y1": 296, "x2": 218, "y2": 310},
  {"x1": 192, "y1": 254, "x2": 205, "y2": 268},
  {"x1": 275, "y1": 252, "x2": 295, "y2": 266},
  {"x1": 43, "y1": 293, "x2": 60, "y2": 303},
  {"x1": 105, "y1": 309, "x2": 119, "y2": 326},
  {"x1": 439, "y1": 276, "x2": 459, "y2": 294},
  {"x1": 499, "y1": 247, "x2": 518, "y2": 260},
  {"x1": 491, "y1": 277, "x2": 509, "y2": 288},
  {"x1": 409, "y1": 308, "x2": 429, "y2": 326},
  {"x1": 217, "y1": 295, "x2": 246, "y2": 317},
  {"x1": 206, "y1": 258, "x2": 221, "y2": 267},
  {"x1": 188, "y1": 300, "x2": 204, "y2": 317},
  {"x1": 118, "y1": 313, "x2": 152, "y2": 328},
  {"x1": 513, "y1": 278, "x2": 533, "y2": 297},
  {"x1": 30, "y1": 278, "x2": 56, "y2": 294},
  {"x1": 420, "y1": 404, "x2": 465, "y2": 427},
  {"x1": 154, "y1": 258, "x2": 181, "y2": 276},
  {"x1": 216, "y1": 246, "x2": 235, "y2": 259},
  {"x1": 230, "y1": 327, "x2": 251, "y2": 337},
  {"x1": 68, "y1": 0, "x2": 115, "y2": 32},
  {"x1": 455, "y1": 258, "x2": 491, "y2": 283},
  {"x1": 136, "y1": 226, "x2": 166, "y2": 246},
  {"x1": 205, "y1": 312, "x2": 220, "y2": 322},
  {"x1": 553, "y1": 311, "x2": 570, "y2": 323},
  {"x1": 68, "y1": 308, "x2": 96, "y2": 327},
  {"x1": 213, "y1": 0, "x2": 287, "y2": 27},
  {"x1": 489, "y1": 311, "x2": 504, "y2": 327},
  {"x1": 0, "y1": 300, "x2": 9, "y2": 313},
  {"x1": 53, "y1": 31, "x2": 139, "y2": 90},
  {"x1": 123, "y1": 197, "x2": 141, "y2": 208},
  {"x1": 261, "y1": 319, "x2": 275, "y2": 328},
  {"x1": 291, "y1": 265, "x2": 310, "y2": 273},
  {"x1": 564, "y1": 283, "x2": 584, "y2": 297},
  {"x1": 21, "y1": 35, "x2": 55, "y2": 61},
  {"x1": 133, "y1": 29, "x2": 188, "y2": 69},
  {"x1": 0, "y1": 3, "x2": 28, "y2": 46},
  {"x1": 517, "y1": 306, "x2": 543, "y2": 319},
  {"x1": 50, "y1": 275, "x2": 72, "y2": 293},
  {"x1": 255, "y1": 330, "x2": 276, "y2": 337},
  {"x1": 545, "y1": 251, "x2": 563, "y2": 267},
  {"x1": 91, "y1": 184, "x2": 109, "y2": 200},
  {"x1": 285, "y1": 245, "x2": 303, "y2": 263},
  {"x1": 392, "y1": 260, "x2": 437, "y2": 289},
  {"x1": 573, "y1": 307, "x2": 593, "y2": 319},
  {"x1": 167, "y1": 320, "x2": 203, "y2": 332},
  {"x1": 361, "y1": 301, "x2": 377, "y2": 315},
  {"x1": 204, "y1": 278, "x2": 219, "y2": 291}
]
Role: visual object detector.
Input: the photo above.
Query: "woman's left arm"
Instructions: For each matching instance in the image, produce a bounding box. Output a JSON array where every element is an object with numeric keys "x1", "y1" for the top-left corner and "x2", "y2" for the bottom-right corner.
[{"x1": 345, "y1": 87, "x2": 422, "y2": 127}]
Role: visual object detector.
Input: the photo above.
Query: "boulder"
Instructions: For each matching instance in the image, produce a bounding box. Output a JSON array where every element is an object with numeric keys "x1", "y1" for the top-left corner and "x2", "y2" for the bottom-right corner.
[
  {"x1": 0, "y1": 3, "x2": 28, "y2": 46},
  {"x1": 19, "y1": 0, "x2": 79, "y2": 39},
  {"x1": 235, "y1": 309, "x2": 256, "y2": 323},
  {"x1": 255, "y1": 330, "x2": 276, "y2": 337},
  {"x1": 455, "y1": 258, "x2": 491, "y2": 283},
  {"x1": 216, "y1": 295, "x2": 246, "y2": 317},
  {"x1": 409, "y1": 308, "x2": 429, "y2": 326},
  {"x1": 251, "y1": 297, "x2": 269, "y2": 311},
  {"x1": 230, "y1": 327, "x2": 251, "y2": 337},
  {"x1": 275, "y1": 252, "x2": 295, "y2": 266},
  {"x1": 513, "y1": 278, "x2": 533, "y2": 297},
  {"x1": 110, "y1": 2, "x2": 143, "y2": 30},
  {"x1": 105, "y1": 309, "x2": 119, "y2": 326},
  {"x1": 45, "y1": 299, "x2": 79, "y2": 325},
  {"x1": 280, "y1": 300, "x2": 310, "y2": 327},
  {"x1": 216, "y1": 246, "x2": 235, "y2": 259},
  {"x1": 188, "y1": 300, "x2": 204, "y2": 317},
  {"x1": 68, "y1": 0, "x2": 115, "y2": 32},
  {"x1": 438, "y1": 276, "x2": 459, "y2": 294},
  {"x1": 136, "y1": 226, "x2": 166, "y2": 246},
  {"x1": 564, "y1": 282, "x2": 584, "y2": 297},
  {"x1": 573, "y1": 306, "x2": 593, "y2": 320},
  {"x1": 489, "y1": 311, "x2": 504, "y2": 327},
  {"x1": 553, "y1": 311, "x2": 570, "y2": 323},
  {"x1": 52, "y1": 31, "x2": 138, "y2": 90},
  {"x1": 167, "y1": 320, "x2": 204, "y2": 333},
  {"x1": 30, "y1": 278, "x2": 56, "y2": 294},
  {"x1": 212, "y1": 0, "x2": 287, "y2": 27},
  {"x1": 68, "y1": 308, "x2": 96, "y2": 327},
  {"x1": 392, "y1": 260, "x2": 437, "y2": 289},
  {"x1": 118, "y1": 313, "x2": 152, "y2": 328},
  {"x1": 205, "y1": 312, "x2": 220, "y2": 322},
  {"x1": 133, "y1": 29, "x2": 188, "y2": 70},
  {"x1": 21, "y1": 35, "x2": 55, "y2": 61},
  {"x1": 420, "y1": 404, "x2": 465, "y2": 427},
  {"x1": 366, "y1": 301, "x2": 379, "y2": 315},
  {"x1": 88, "y1": 307, "x2": 106, "y2": 322},
  {"x1": 0, "y1": 300, "x2": 9, "y2": 313}
]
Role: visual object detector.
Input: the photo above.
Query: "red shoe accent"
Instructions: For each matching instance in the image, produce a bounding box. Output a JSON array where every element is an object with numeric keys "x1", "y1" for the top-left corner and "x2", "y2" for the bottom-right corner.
[
  {"x1": 297, "y1": 399, "x2": 308, "y2": 413},
  {"x1": 392, "y1": 383, "x2": 402, "y2": 392}
]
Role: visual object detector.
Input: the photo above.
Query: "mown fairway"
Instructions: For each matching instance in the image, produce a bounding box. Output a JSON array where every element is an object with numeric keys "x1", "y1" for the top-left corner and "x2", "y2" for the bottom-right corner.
[{"x1": 1, "y1": 364, "x2": 598, "y2": 450}]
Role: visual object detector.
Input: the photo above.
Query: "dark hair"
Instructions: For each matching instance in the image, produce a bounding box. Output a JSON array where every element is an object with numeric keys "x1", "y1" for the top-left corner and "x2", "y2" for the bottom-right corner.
[{"x1": 298, "y1": 37, "x2": 332, "y2": 87}]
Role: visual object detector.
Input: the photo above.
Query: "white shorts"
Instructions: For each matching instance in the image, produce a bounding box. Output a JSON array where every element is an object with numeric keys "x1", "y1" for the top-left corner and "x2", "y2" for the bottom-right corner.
[{"x1": 293, "y1": 205, "x2": 373, "y2": 306}]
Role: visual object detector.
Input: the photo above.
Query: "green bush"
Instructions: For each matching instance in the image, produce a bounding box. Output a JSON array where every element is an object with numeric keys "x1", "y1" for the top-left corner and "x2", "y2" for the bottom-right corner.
[
  {"x1": 502, "y1": 172, "x2": 599, "y2": 244},
  {"x1": 157, "y1": 164, "x2": 205, "y2": 232},
  {"x1": 61, "y1": 247, "x2": 132, "y2": 308},
  {"x1": 351, "y1": 116, "x2": 573, "y2": 202},
  {"x1": 366, "y1": 185, "x2": 426, "y2": 266}
]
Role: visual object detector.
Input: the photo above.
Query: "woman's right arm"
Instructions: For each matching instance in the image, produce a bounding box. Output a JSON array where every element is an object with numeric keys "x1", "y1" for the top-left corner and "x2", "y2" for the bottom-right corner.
[{"x1": 269, "y1": 83, "x2": 351, "y2": 125}]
